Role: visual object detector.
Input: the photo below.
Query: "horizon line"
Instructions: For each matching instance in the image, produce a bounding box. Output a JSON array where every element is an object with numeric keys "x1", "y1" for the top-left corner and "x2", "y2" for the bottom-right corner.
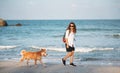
[{"x1": 3, "y1": 19, "x2": 120, "y2": 20}]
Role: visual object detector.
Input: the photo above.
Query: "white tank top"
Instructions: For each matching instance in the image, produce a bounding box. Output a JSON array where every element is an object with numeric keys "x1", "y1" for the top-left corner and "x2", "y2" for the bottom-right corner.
[{"x1": 65, "y1": 30, "x2": 75, "y2": 47}]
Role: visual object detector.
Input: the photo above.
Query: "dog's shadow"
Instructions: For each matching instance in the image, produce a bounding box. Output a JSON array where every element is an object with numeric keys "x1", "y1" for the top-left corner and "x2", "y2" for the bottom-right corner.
[
  {"x1": 12, "y1": 63, "x2": 48, "y2": 73},
  {"x1": 18, "y1": 61, "x2": 47, "y2": 68}
]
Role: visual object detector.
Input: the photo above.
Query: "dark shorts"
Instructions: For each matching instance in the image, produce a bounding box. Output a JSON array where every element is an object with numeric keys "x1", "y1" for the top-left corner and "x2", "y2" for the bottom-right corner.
[{"x1": 65, "y1": 44, "x2": 75, "y2": 52}]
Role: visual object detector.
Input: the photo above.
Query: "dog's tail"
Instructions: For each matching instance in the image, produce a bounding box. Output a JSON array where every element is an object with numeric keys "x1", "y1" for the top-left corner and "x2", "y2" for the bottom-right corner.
[{"x1": 20, "y1": 50, "x2": 26, "y2": 56}]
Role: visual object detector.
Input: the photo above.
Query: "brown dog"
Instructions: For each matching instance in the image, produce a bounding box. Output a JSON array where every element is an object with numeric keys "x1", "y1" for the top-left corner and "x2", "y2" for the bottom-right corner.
[{"x1": 20, "y1": 48, "x2": 47, "y2": 67}]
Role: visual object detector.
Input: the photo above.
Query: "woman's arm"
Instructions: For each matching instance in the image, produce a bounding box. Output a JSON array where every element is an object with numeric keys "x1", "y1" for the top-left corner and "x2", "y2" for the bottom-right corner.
[{"x1": 65, "y1": 30, "x2": 69, "y2": 48}]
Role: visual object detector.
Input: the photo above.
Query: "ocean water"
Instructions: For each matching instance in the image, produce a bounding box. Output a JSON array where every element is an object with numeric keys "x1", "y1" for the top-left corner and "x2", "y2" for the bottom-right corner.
[{"x1": 0, "y1": 20, "x2": 120, "y2": 65}]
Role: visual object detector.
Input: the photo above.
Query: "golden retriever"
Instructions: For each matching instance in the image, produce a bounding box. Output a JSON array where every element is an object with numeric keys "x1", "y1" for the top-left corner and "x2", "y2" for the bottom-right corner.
[{"x1": 20, "y1": 48, "x2": 47, "y2": 67}]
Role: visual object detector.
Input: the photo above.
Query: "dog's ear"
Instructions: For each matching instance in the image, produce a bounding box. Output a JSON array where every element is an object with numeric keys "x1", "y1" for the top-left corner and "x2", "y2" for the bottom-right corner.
[
  {"x1": 41, "y1": 48, "x2": 46, "y2": 51},
  {"x1": 41, "y1": 48, "x2": 44, "y2": 50}
]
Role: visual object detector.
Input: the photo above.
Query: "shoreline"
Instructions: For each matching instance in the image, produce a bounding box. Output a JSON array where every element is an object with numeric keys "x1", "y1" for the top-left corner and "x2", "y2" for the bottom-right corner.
[
  {"x1": 0, "y1": 58, "x2": 120, "y2": 66},
  {"x1": 0, "y1": 60, "x2": 120, "y2": 73}
]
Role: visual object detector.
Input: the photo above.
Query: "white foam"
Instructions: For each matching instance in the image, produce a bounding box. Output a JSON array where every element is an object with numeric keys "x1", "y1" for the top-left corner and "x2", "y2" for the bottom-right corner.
[
  {"x1": 31, "y1": 46, "x2": 114, "y2": 53},
  {"x1": 113, "y1": 33, "x2": 120, "y2": 36},
  {"x1": 31, "y1": 46, "x2": 46, "y2": 49},
  {"x1": 31, "y1": 46, "x2": 65, "y2": 52},
  {"x1": 75, "y1": 48, "x2": 114, "y2": 52},
  {"x1": 0, "y1": 46, "x2": 17, "y2": 49}
]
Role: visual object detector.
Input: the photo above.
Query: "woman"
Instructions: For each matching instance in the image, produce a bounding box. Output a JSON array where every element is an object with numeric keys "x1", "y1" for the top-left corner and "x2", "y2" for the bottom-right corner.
[{"x1": 62, "y1": 22, "x2": 77, "y2": 66}]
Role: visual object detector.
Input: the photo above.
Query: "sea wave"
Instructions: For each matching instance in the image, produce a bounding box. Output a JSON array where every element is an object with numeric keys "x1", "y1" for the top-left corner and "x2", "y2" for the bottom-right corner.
[
  {"x1": 77, "y1": 28, "x2": 120, "y2": 31},
  {"x1": 112, "y1": 33, "x2": 120, "y2": 37},
  {"x1": 75, "y1": 48, "x2": 114, "y2": 52},
  {"x1": 0, "y1": 46, "x2": 17, "y2": 50},
  {"x1": 105, "y1": 33, "x2": 120, "y2": 37},
  {"x1": 31, "y1": 46, "x2": 114, "y2": 53}
]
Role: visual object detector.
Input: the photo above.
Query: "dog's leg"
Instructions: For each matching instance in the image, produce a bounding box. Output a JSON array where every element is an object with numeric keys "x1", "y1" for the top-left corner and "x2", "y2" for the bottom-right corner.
[
  {"x1": 18, "y1": 57, "x2": 24, "y2": 66},
  {"x1": 39, "y1": 59, "x2": 46, "y2": 67},
  {"x1": 34, "y1": 59, "x2": 38, "y2": 68},
  {"x1": 20, "y1": 58, "x2": 24, "y2": 63},
  {"x1": 34, "y1": 59, "x2": 37, "y2": 65},
  {"x1": 27, "y1": 59, "x2": 29, "y2": 66}
]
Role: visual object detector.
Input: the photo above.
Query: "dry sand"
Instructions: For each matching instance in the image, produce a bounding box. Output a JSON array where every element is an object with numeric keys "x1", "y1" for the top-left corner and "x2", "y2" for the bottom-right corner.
[{"x1": 0, "y1": 61, "x2": 120, "y2": 73}]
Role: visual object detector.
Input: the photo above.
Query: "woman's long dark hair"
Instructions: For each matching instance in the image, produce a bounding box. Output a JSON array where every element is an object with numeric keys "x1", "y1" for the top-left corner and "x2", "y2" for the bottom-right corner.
[{"x1": 66, "y1": 22, "x2": 76, "y2": 33}]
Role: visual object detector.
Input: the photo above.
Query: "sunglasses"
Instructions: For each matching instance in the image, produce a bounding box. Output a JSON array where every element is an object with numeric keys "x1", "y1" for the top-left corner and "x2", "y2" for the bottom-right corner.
[{"x1": 70, "y1": 26, "x2": 74, "y2": 27}]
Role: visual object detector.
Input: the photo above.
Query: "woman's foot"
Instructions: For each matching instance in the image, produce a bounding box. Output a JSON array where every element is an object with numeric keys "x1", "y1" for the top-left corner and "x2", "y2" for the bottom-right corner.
[
  {"x1": 62, "y1": 58, "x2": 66, "y2": 66},
  {"x1": 70, "y1": 63, "x2": 76, "y2": 66}
]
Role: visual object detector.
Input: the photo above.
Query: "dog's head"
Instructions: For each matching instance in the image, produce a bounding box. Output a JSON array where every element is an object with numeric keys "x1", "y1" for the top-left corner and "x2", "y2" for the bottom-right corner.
[{"x1": 41, "y1": 48, "x2": 47, "y2": 57}]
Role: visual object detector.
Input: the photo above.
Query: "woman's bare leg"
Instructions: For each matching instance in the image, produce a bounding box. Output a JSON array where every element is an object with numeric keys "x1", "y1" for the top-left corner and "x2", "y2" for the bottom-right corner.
[
  {"x1": 70, "y1": 51, "x2": 74, "y2": 63},
  {"x1": 63, "y1": 52, "x2": 72, "y2": 60}
]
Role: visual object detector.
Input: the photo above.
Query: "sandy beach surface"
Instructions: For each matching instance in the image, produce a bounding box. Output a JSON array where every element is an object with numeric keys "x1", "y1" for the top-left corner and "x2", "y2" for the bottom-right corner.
[{"x1": 0, "y1": 60, "x2": 120, "y2": 73}]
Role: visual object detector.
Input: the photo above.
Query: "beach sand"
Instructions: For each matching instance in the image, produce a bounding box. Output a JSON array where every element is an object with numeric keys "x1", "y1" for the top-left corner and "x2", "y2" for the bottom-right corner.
[{"x1": 0, "y1": 60, "x2": 120, "y2": 73}]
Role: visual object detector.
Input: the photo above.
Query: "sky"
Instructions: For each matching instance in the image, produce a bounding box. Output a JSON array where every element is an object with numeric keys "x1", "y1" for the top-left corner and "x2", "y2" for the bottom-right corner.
[{"x1": 0, "y1": 0, "x2": 120, "y2": 20}]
